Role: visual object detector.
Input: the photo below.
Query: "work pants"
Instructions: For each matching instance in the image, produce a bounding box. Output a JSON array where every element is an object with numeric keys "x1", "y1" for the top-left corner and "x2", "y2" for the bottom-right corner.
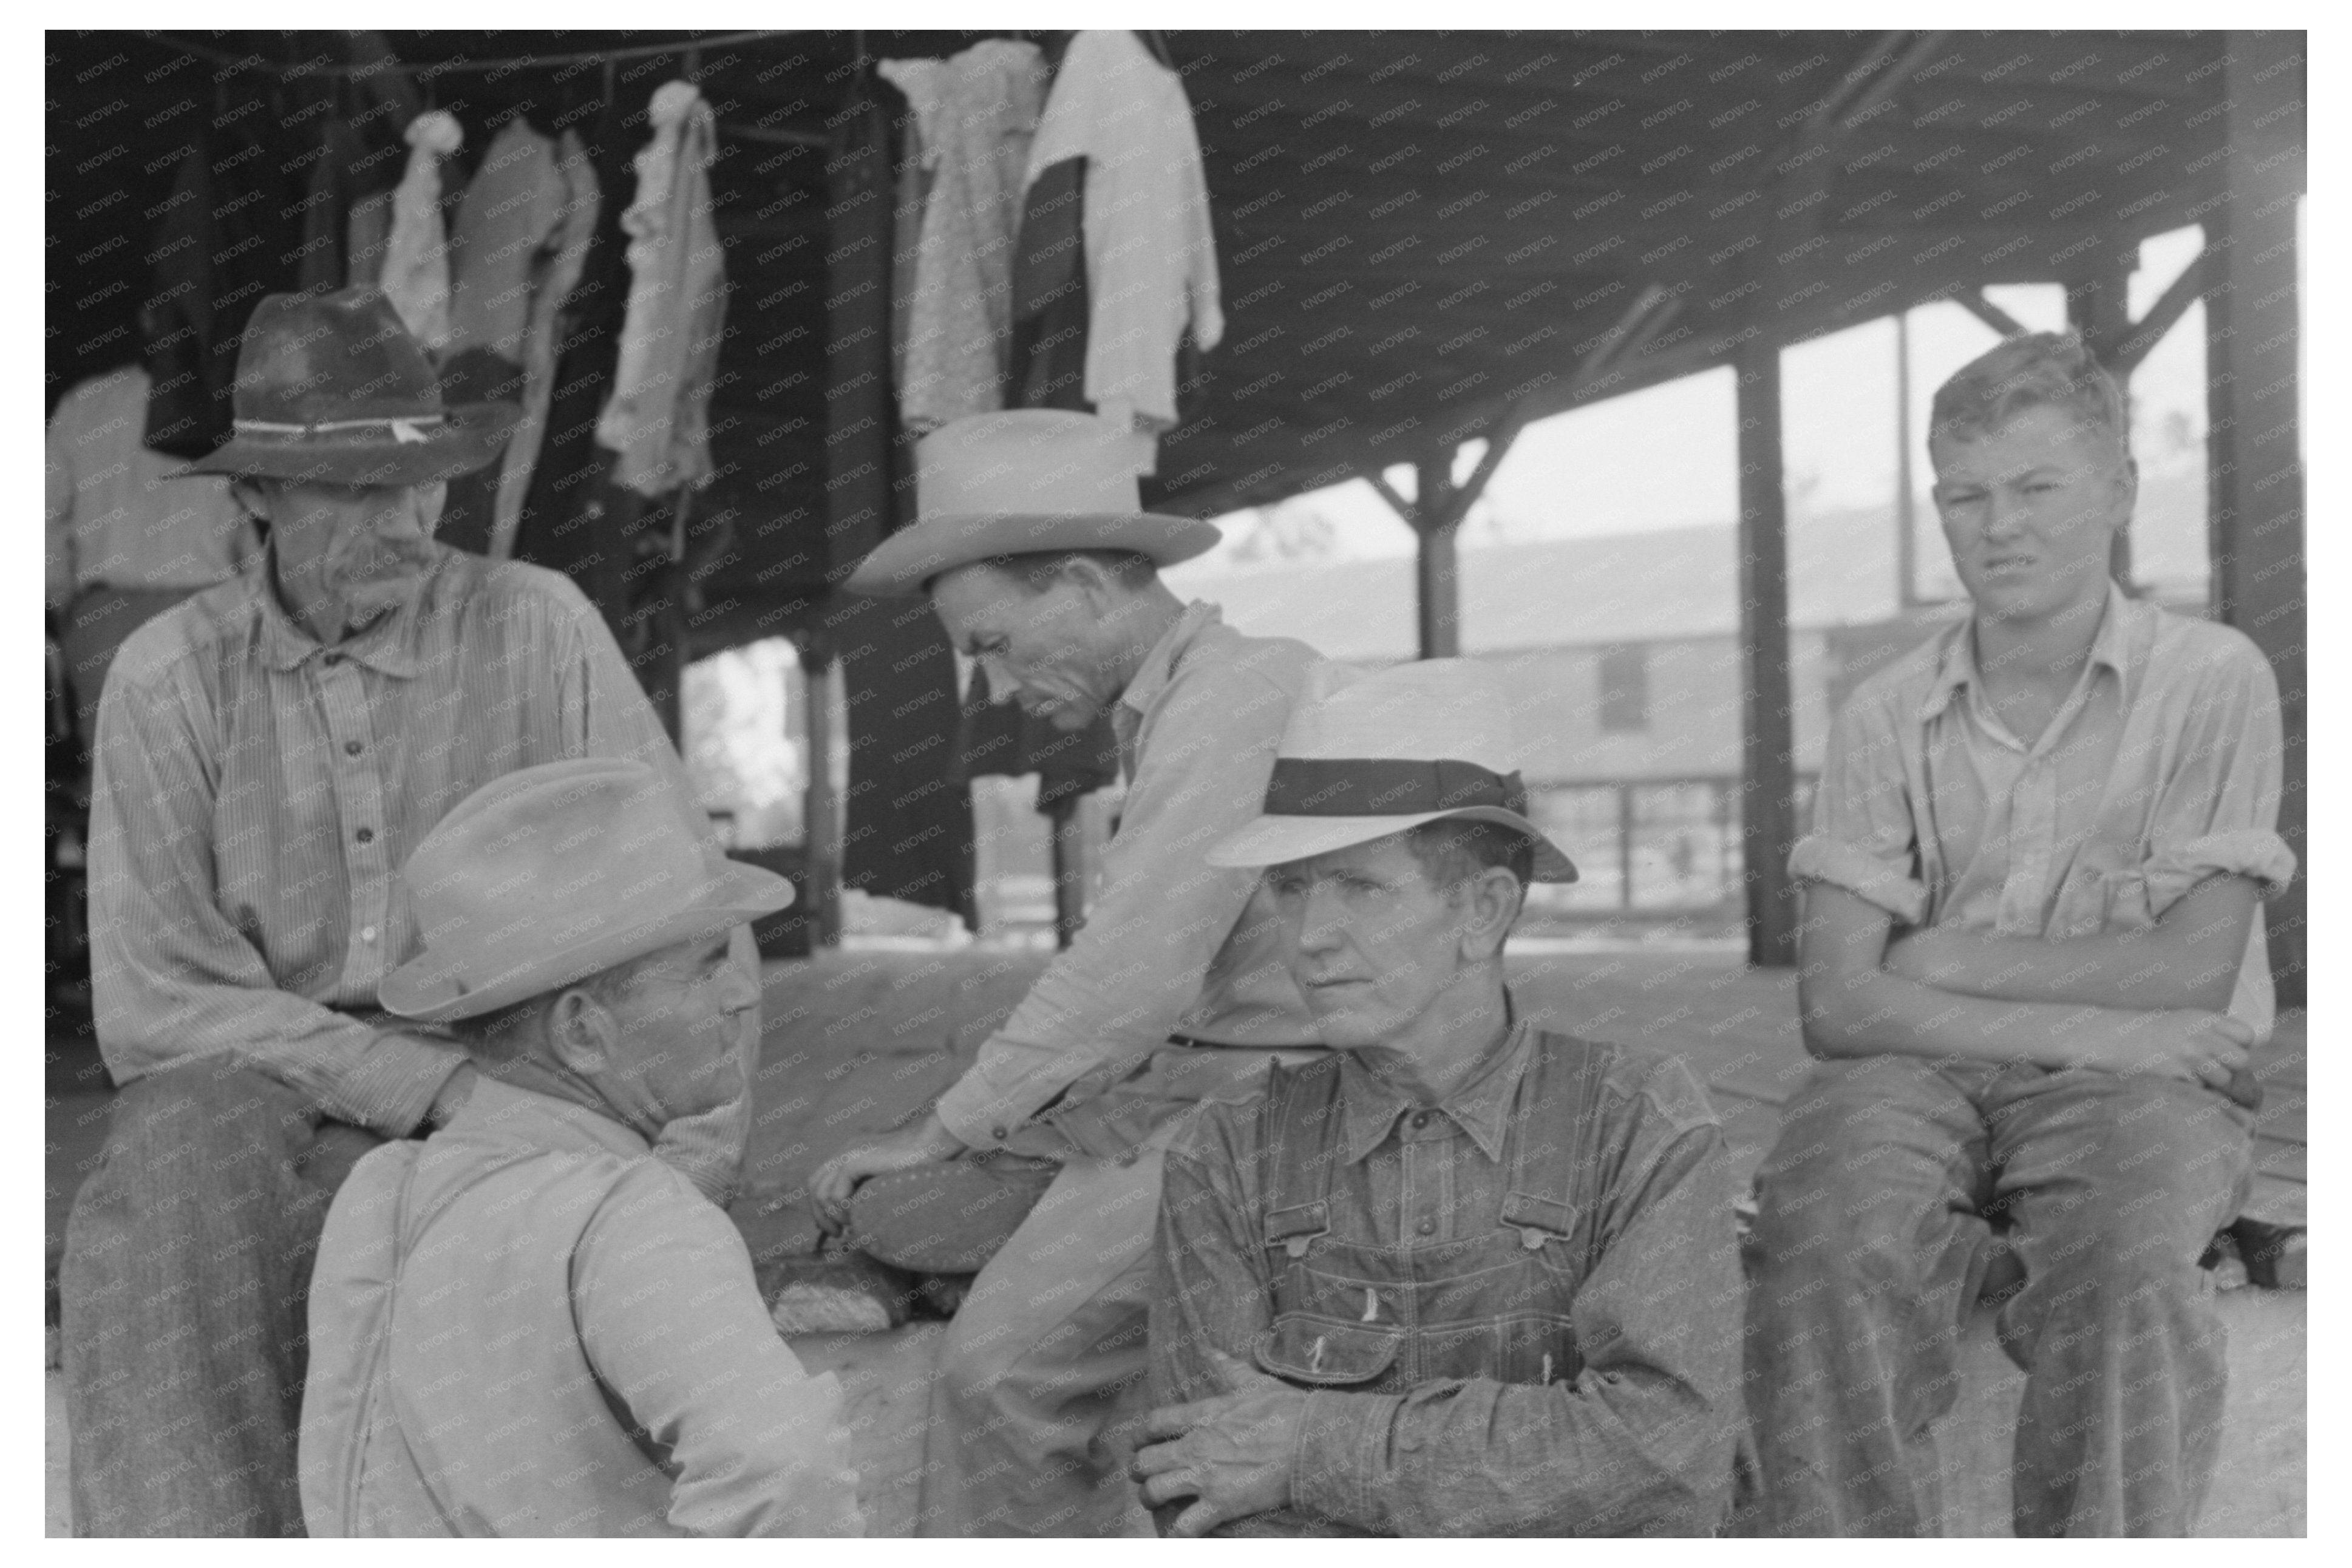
[
  {"x1": 1744, "y1": 1054, "x2": 2254, "y2": 1537},
  {"x1": 60, "y1": 1058, "x2": 387, "y2": 1536}
]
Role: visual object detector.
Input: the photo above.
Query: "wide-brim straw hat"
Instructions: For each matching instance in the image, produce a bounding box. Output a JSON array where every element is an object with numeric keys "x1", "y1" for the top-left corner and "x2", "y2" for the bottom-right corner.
[
  {"x1": 1208, "y1": 659, "x2": 1579, "y2": 881},
  {"x1": 843, "y1": 410, "x2": 1223, "y2": 596},
  {"x1": 380, "y1": 758, "x2": 793, "y2": 1024},
  {"x1": 177, "y1": 288, "x2": 519, "y2": 487}
]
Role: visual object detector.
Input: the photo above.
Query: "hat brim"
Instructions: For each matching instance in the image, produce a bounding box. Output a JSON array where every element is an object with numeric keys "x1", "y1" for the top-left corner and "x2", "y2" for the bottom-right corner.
[
  {"x1": 174, "y1": 401, "x2": 522, "y2": 487},
  {"x1": 1206, "y1": 807, "x2": 1579, "y2": 883},
  {"x1": 843, "y1": 511, "x2": 1223, "y2": 597},
  {"x1": 378, "y1": 858, "x2": 794, "y2": 1023}
]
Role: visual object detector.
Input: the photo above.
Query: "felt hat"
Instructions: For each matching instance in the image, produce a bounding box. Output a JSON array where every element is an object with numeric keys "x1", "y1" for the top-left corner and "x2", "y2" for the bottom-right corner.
[
  {"x1": 380, "y1": 758, "x2": 792, "y2": 1023},
  {"x1": 178, "y1": 288, "x2": 520, "y2": 486},
  {"x1": 843, "y1": 410, "x2": 1222, "y2": 596},
  {"x1": 1207, "y1": 659, "x2": 1579, "y2": 881}
]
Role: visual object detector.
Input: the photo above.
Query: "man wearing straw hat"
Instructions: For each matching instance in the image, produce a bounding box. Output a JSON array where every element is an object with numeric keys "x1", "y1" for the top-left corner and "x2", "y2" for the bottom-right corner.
[
  {"x1": 810, "y1": 409, "x2": 1332, "y2": 1535},
  {"x1": 299, "y1": 759, "x2": 860, "y2": 1537},
  {"x1": 59, "y1": 288, "x2": 758, "y2": 1536},
  {"x1": 1130, "y1": 659, "x2": 1744, "y2": 1537}
]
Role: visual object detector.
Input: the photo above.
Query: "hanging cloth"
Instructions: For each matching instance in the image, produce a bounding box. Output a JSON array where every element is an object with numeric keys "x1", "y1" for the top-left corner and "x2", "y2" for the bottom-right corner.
[
  {"x1": 491, "y1": 132, "x2": 601, "y2": 559},
  {"x1": 1019, "y1": 30, "x2": 1224, "y2": 449},
  {"x1": 379, "y1": 110, "x2": 464, "y2": 353},
  {"x1": 878, "y1": 40, "x2": 1049, "y2": 433},
  {"x1": 596, "y1": 80, "x2": 727, "y2": 498}
]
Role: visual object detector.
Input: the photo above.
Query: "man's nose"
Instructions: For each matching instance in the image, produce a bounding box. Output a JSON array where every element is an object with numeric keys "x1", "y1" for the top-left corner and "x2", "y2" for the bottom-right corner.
[
  {"x1": 979, "y1": 657, "x2": 1018, "y2": 705},
  {"x1": 1295, "y1": 883, "x2": 1350, "y2": 948}
]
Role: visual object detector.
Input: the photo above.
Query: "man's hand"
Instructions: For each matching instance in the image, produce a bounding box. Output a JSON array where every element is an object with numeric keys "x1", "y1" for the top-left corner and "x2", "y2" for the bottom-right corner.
[
  {"x1": 806, "y1": 1113, "x2": 967, "y2": 1234},
  {"x1": 1130, "y1": 1348, "x2": 1307, "y2": 1536},
  {"x1": 2068, "y1": 1007, "x2": 2255, "y2": 1093}
]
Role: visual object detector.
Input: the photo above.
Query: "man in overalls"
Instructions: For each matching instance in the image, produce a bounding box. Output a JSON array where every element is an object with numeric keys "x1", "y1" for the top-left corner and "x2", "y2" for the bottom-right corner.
[{"x1": 1131, "y1": 659, "x2": 1745, "y2": 1536}]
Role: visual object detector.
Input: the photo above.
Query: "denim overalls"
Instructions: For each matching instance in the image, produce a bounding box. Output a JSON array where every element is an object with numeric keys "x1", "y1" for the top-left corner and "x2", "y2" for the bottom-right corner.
[{"x1": 1248, "y1": 1033, "x2": 1612, "y2": 1394}]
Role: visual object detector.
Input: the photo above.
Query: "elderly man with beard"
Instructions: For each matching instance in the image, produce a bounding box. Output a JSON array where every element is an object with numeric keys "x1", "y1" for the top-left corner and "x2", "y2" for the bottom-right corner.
[{"x1": 59, "y1": 288, "x2": 758, "y2": 1537}]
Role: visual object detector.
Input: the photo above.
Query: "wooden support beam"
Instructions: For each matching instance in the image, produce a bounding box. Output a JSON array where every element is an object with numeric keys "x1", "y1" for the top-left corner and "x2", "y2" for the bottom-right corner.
[
  {"x1": 1956, "y1": 288, "x2": 2028, "y2": 339},
  {"x1": 2206, "y1": 30, "x2": 2305, "y2": 1009},
  {"x1": 2111, "y1": 256, "x2": 2205, "y2": 376},
  {"x1": 1734, "y1": 339, "x2": 1800, "y2": 968},
  {"x1": 802, "y1": 647, "x2": 843, "y2": 948},
  {"x1": 1413, "y1": 455, "x2": 1461, "y2": 659},
  {"x1": 2067, "y1": 263, "x2": 2137, "y2": 586}
]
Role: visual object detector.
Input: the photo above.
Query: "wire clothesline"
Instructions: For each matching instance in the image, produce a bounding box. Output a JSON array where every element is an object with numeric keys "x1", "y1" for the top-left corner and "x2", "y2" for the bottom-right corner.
[{"x1": 146, "y1": 29, "x2": 805, "y2": 80}]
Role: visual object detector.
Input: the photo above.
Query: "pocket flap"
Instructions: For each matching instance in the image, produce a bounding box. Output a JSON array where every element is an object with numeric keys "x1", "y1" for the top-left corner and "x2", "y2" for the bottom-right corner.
[{"x1": 1251, "y1": 1317, "x2": 1402, "y2": 1386}]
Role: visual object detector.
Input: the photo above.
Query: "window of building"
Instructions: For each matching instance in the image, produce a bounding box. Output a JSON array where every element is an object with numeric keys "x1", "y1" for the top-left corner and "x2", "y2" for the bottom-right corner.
[{"x1": 1597, "y1": 643, "x2": 1648, "y2": 733}]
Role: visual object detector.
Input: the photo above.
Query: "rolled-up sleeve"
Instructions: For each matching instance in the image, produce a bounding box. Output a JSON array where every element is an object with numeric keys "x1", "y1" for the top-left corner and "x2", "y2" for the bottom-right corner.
[
  {"x1": 575, "y1": 1164, "x2": 863, "y2": 1537},
  {"x1": 1288, "y1": 1102, "x2": 1744, "y2": 1536},
  {"x1": 935, "y1": 657, "x2": 1299, "y2": 1149},
  {"x1": 1787, "y1": 688, "x2": 1929, "y2": 926},
  {"x1": 2136, "y1": 639, "x2": 2295, "y2": 915}
]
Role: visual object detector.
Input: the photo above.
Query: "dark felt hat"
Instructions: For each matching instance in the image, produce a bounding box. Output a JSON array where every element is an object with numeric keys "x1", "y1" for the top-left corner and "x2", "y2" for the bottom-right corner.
[{"x1": 178, "y1": 288, "x2": 520, "y2": 486}]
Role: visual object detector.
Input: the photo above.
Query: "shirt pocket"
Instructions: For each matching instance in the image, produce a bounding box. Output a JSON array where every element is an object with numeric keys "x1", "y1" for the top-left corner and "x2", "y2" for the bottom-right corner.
[{"x1": 1251, "y1": 1316, "x2": 1402, "y2": 1387}]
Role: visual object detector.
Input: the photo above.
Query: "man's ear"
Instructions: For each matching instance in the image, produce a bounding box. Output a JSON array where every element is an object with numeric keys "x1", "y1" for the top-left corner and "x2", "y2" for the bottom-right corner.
[
  {"x1": 1459, "y1": 867, "x2": 1524, "y2": 960},
  {"x1": 545, "y1": 987, "x2": 615, "y2": 1079},
  {"x1": 230, "y1": 478, "x2": 270, "y2": 523},
  {"x1": 1059, "y1": 554, "x2": 1124, "y2": 616}
]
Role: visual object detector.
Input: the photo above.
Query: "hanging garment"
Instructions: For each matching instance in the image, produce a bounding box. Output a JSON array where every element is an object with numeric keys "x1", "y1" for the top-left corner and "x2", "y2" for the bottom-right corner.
[
  {"x1": 878, "y1": 40, "x2": 1049, "y2": 433},
  {"x1": 48, "y1": 366, "x2": 256, "y2": 606},
  {"x1": 1007, "y1": 155, "x2": 1091, "y2": 415},
  {"x1": 493, "y1": 132, "x2": 601, "y2": 559},
  {"x1": 596, "y1": 81, "x2": 727, "y2": 498},
  {"x1": 1021, "y1": 30, "x2": 1224, "y2": 439},
  {"x1": 379, "y1": 110, "x2": 464, "y2": 353},
  {"x1": 888, "y1": 83, "x2": 933, "y2": 404}
]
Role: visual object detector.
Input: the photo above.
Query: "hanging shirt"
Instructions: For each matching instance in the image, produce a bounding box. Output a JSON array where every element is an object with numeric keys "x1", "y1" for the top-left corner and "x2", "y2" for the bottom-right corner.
[
  {"x1": 1021, "y1": 30, "x2": 1225, "y2": 438},
  {"x1": 879, "y1": 40, "x2": 1050, "y2": 432},
  {"x1": 45, "y1": 366, "x2": 256, "y2": 607},
  {"x1": 379, "y1": 110, "x2": 464, "y2": 354},
  {"x1": 597, "y1": 81, "x2": 727, "y2": 498},
  {"x1": 301, "y1": 1077, "x2": 862, "y2": 1537}
]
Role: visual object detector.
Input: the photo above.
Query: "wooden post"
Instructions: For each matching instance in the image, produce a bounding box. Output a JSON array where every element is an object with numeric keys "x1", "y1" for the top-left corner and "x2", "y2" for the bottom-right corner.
[
  {"x1": 1735, "y1": 339, "x2": 1800, "y2": 968},
  {"x1": 2206, "y1": 30, "x2": 2305, "y2": 1008},
  {"x1": 1412, "y1": 455, "x2": 1461, "y2": 659},
  {"x1": 1049, "y1": 796, "x2": 1086, "y2": 949},
  {"x1": 2067, "y1": 265, "x2": 2137, "y2": 588},
  {"x1": 800, "y1": 646, "x2": 844, "y2": 948}
]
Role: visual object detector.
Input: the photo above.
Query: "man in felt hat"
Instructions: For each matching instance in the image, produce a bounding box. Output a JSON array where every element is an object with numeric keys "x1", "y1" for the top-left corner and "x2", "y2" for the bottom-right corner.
[
  {"x1": 1130, "y1": 660, "x2": 1744, "y2": 1537},
  {"x1": 1744, "y1": 334, "x2": 2294, "y2": 1536},
  {"x1": 299, "y1": 759, "x2": 860, "y2": 1537},
  {"x1": 60, "y1": 287, "x2": 760, "y2": 1536},
  {"x1": 807, "y1": 409, "x2": 1334, "y2": 1535}
]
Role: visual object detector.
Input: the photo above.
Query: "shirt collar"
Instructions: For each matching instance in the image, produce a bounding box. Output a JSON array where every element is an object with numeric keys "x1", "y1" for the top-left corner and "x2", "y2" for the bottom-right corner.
[
  {"x1": 1117, "y1": 600, "x2": 1223, "y2": 725},
  {"x1": 1334, "y1": 1005, "x2": 1537, "y2": 1166},
  {"x1": 1918, "y1": 579, "x2": 2137, "y2": 722},
  {"x1": 442, "y1": 1075, "x2": 653, "y2": 1163},
  {"x1": 251, "y1": 538, "x2": 443, "y2": 677}
]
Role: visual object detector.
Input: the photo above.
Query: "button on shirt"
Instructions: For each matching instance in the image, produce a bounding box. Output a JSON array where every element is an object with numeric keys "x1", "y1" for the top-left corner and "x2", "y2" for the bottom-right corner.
[
  {"x1": 90, "y1": 541, "x2": 722, "y2": 1139},
  {"x1": 933, "y1": 602, "x2": 1325, "y2": 1148},
  {"x1": 1152, "y1": 1019, "x2": 1743, "y2": 1536},
  {"x1": 1790, "y1": 584, "x2": 2295, "y2": 1037},
  {"x1": 300, "y1": 1079, "x2": 862, "y2": 1537}
]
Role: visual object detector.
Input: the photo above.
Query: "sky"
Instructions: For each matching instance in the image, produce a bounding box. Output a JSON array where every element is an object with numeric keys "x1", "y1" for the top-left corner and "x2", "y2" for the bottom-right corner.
[{"x1": 1171, "y1": 225, "x2": 2218, "y2": 594}]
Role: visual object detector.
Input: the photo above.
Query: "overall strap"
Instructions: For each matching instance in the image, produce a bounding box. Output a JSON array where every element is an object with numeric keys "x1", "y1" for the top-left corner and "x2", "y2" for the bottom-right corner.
[
  {"x1": 1500, "y1": 1033, "x2": 1613, "y2": 1269},
  {"x1": 1258, "y1": 1054, "x2": 1345, "y2": 1259}
]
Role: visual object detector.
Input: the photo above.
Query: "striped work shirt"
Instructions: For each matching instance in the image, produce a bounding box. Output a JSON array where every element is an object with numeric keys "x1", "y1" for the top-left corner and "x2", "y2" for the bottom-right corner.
[{"x1": 90, "y1": 540, "x2": 714, "y2": 1139}]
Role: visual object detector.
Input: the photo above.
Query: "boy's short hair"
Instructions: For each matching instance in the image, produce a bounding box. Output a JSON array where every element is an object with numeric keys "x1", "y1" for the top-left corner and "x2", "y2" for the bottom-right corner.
[
  {"x1": 1928, "y1": 331, "x2": 2128, "y2": 458},
  {"x1": 1402, "y1": 818, "x2": 1535, "y2": 895}
]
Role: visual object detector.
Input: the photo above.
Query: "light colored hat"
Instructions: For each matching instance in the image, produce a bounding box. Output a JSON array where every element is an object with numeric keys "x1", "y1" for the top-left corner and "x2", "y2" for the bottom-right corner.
[
  {"x1": 379, "y1": 758, "x2": 792, "y2": 1023},
  {"x1": 843, "y1": 410, "x2": 1223, "y2": 596},
  {"x1": 1208, "y1": 659, "x2": 1578, "y2": 881}
]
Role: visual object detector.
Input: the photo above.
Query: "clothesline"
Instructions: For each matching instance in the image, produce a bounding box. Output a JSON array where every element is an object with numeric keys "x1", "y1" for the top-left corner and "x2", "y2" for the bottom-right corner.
[{"x1": 146, "y1": 29, "x2": 805, "y2": 80}]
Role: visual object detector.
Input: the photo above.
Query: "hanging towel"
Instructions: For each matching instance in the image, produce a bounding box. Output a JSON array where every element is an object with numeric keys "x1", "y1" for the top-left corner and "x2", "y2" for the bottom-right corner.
[
  {"x1": 879, "y1": 40, "x2": 1049, "y2": 433},
  {"x1": 1021, "y1": 31, "x2": 1223, "y2": 440},
  {"x1": 596, "y1": 80, "x2": 727, "y2": 498},
  {"x1": 379, "y1": 110, "x2": 464, "y2": 353}
]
